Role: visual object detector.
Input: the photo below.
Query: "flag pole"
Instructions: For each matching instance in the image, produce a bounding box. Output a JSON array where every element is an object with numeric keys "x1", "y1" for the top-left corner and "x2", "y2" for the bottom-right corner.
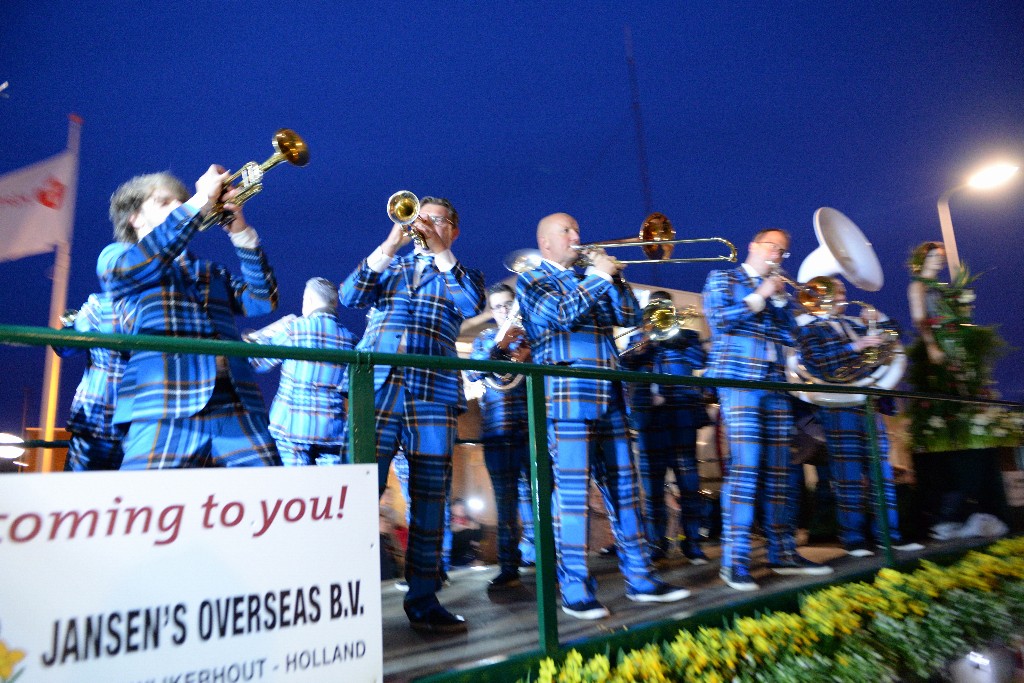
[{"x1": 38, "y1": 114, "x2": 82, "y2": 472}]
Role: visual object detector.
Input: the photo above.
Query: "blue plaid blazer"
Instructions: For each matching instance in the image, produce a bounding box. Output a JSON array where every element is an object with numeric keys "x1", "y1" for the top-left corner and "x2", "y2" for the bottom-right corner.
[
  {"x1": 251, "y1": 309, "x2": 357, "y2": 444},
  {"x1": 339, "y1": 252, "x2": 485, "y2": 411},
  {"x1": 796, "y1": 315, "x2": 898, "y2": 382},
  {"x1": 97, "y1": 205, "x2": 279, "y2": 423},
  {"x1": 516, "y1": 261, "x2": 640, "y2": 421},
  {"x1": 702, "y1": 267, "x2": 798, "y2": 381},
  {"x1": 56, "y1": 293, "x2": 130, "y2": 439},
  {"x1": 620, "y1": 329, "x2": 707, "y2": 411},
  {"x1": 467, "y1": 327, "x2": 528, "y2": 437}
]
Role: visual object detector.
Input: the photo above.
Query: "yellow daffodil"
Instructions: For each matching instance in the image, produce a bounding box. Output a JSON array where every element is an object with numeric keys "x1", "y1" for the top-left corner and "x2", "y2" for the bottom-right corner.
[{"x1": 0, "y1": 640, "x2": 27, "y2": 680}]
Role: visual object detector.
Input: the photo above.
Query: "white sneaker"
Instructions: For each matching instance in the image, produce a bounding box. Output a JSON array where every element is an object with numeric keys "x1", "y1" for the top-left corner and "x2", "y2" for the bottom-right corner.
[
  {"x1": 891, "y1": 542, "x2": 925, "y2": 552},
  {"x1": 847, "y1": 548, "x2": 876, "y2": 558},
  {"x1": 561, "y1": 599, "x2": 610, "y2": 620}
]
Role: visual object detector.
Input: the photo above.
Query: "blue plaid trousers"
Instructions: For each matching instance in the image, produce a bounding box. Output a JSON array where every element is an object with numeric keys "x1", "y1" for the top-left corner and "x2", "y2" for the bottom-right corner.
[
  {"x1": 549, "y1": 407, "x2": 658, "y2": 604},
  {"x1": 629, "y1": 408, "x2": 703, "y2": 550},
  {"x1": 368, "y1": 372, "x2": 456, "y2": 607},
  {"x1": 482, "y1": 435, "x2": 532, "y2": 572},
  {"x1": 818, "y1": 406, "x2": 903, "y2": 546},
  {"x1": 718, "y1": 386, "x2": 798, "y2": 569}
]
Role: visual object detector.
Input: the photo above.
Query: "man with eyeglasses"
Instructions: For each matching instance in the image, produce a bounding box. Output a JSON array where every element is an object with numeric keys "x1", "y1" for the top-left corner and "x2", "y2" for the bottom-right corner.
[
  {"x1": 466, "y1": 283, "x2": 536, "y2": 590},
  {"x1": 703, "y1": 228, "x2": 834, "y2": 592},
  {"x1": 339, "y1": 196, "x2": 484, "y2": 634}
]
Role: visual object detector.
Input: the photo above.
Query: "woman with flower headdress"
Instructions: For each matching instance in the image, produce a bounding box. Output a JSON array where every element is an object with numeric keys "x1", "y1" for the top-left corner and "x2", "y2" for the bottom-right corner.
[{"x1": 905, "y1": 241, "x2": 1011, "y2": 452}]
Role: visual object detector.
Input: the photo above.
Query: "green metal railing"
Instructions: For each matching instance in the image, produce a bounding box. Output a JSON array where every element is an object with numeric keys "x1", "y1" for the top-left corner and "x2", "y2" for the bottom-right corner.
[{"x1": 2, "y1": 323, "x2": 1021, "y2": 681}]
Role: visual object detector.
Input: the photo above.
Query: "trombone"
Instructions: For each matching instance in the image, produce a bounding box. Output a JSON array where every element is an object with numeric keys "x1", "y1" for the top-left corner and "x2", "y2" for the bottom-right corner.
[
  {"x1": 572, "y1": 212, "x2": 737, "y2": 265},
  {"x1": 199, "y1": 129, "x2": 309, "y2": 231},
  {"x1": 766, "y1": 264, "x2": 845, "y2": 317}
]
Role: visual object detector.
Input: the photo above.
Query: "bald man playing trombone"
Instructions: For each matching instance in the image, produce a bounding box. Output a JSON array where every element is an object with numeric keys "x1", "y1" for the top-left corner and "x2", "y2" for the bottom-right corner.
[{"x1": 516, "y1": 212, "x2": 690, "y2": 620}]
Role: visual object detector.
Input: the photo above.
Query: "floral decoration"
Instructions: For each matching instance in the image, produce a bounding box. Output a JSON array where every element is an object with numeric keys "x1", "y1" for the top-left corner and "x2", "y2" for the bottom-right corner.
[{"x1": 521, "y1": 537, "x2": 1024, "y2": 683}]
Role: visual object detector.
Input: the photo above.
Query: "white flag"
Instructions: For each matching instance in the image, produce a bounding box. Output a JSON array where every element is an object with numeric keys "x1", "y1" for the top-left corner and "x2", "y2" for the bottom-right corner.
[{"x1": 0, "y1": 150, "x2": 76, "y2": 262}]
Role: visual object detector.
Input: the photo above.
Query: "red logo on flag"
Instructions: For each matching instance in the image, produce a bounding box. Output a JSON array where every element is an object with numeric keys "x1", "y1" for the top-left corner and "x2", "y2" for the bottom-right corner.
[{"x1": 36, "y1": 176, "x2": 66, "y2": 209}]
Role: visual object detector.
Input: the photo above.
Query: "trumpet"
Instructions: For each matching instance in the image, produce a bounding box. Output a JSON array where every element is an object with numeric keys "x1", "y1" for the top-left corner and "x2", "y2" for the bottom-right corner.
[
  {"x1": 765, "y1": 264, "x2": 845, "y2": 317},
  {"x1": 571, "y1": 212, "x2": 737, "y2": 265},
  {"x1": 386, "y1": 190, "x2": 428, "y2": 250},
  {"x1": 199, "y1": 129, "x2": 309, "y2": 231}
]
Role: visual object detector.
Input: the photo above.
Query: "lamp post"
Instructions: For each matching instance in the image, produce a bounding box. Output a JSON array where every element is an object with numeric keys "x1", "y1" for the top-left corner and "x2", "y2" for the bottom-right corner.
[{"x1": 937, "y1": 162, "x2": 1019, "y2": 278}]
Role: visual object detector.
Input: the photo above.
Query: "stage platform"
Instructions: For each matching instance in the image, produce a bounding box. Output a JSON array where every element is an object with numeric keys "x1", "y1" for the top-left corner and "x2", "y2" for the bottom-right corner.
[{"x1": 380, "y1": 536, "x2": 988, "y2": 682}]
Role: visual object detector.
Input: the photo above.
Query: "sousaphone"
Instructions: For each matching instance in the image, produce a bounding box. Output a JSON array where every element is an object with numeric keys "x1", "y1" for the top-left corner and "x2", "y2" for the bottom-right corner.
[{"x1": 785, "y1": 208, "x2": 906, "y2": 406}]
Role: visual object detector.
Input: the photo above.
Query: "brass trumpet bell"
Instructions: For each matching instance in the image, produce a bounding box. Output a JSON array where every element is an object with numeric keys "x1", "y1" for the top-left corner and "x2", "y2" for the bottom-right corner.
[
  {"x1": 200, "y1": 128, "x2": 309, "y2": 230},
  {"x1": 387, "y1": 190, "x2": 420, "y2": 226}
]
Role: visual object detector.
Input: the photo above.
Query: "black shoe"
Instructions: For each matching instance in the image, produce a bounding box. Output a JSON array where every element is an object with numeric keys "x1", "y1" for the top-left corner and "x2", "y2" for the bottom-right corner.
[
  {"x1": 681, "y1": 542, "x2": 710, "y2": 565},
  {"x1": 597, "y1": 544, "x2": 617, "y2": 557},
  {"x1": 767, "y1": 554, "x2": 834, "y2": 576},
  {"x1": 719, "y1": 565, "x2": 760, "y2": 591},
  {"x1": 650, "y1": 547, "x2": 668, "y2": 563},
  {"x1": 488, "y1": 569, "x2": 522, "y2": 590},
  {"x1": 626, "y1": 582, "x2": 690, "y2": 603},
  {"x1": 405, "y1": 602, "x2": 468, "y2": 634},
  {"x1": 561, "y1": 598, "x2": 610, "y2": 620}
]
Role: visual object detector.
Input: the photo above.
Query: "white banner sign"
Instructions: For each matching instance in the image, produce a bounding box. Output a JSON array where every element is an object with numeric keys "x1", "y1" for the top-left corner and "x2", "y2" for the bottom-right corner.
[
  {"x1": 0, "y1": 466, "x2": 383, "y2": 682},
  {"x1": 0, "y1": 150, "x2": 76, "y2": 263}
]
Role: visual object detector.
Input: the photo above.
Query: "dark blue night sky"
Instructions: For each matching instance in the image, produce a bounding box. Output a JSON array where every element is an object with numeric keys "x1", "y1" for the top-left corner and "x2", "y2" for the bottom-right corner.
[{"x1": 1, "y1": 2, "x2": 1022, "y2": 433}]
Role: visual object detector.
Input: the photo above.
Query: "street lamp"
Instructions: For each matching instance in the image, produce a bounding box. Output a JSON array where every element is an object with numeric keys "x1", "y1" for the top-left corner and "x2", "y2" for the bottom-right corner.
[{"x1": 937, "y1": 162, "x2": 1019, "y2": 278}]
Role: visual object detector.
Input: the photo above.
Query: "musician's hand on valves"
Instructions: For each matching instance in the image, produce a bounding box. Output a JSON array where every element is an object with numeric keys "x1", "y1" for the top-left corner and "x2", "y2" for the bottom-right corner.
[
  {"x1": 755, "y1": 273, "x2": 785, "y2": 300},
  {"x1": 495, "y1": 326, "x2": 522, "y2": 351},
  {"x1": 860, "y1": 307, "x2": 882, "y2": 324},
  {"x1": 193, "y1": 165, "x2": 230, "y2": 217},
  {"x1": 218, "y1": 185, "x2": 249, "y2": 234},
  {"x1": 414, "y1": 214, "x2": 456, "y2": 254},
  {"x1": 381, "y1": 220, "x2": 412, "y2": 258},
  {"x1": 851, "y1": 334, "x2": 884, "y2": 352}
]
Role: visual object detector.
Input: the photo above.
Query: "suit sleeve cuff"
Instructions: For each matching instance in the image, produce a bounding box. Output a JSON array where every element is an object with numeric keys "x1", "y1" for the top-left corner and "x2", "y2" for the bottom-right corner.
[
  {"x1": 433, "y1": 249, "x2": 456, "y2": 272},
  {"x1": 229, "y1": 226, "x2": 260, "y2": 249},
  {"x1": 744, "y1": 292, "x2": 766, "y2": 312},
  {"x1": 367, "y1": 247, "x2": 394, "y2": 273}
]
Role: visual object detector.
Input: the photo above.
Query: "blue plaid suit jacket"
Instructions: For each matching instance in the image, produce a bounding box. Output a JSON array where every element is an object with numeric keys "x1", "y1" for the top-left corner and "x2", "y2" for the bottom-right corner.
[
  {"x1": 467, "y1": 327, "x2": 528, "y2": 437},
  {"x1": 516, "y1": 261, "x2": 640, "y2": 421},
  {"x1": 339, "y1": 252, "x2": 485, "y2": 411},
  {"x1": 57, "y1": 293, "x2": 130, "y2": 439},
  {"x1": 702, "y1": 266, "x2": 798, "y2": 381},
  {"x1": 251, "y1": 309, "x2": 357, "y2": 444},
  {"x1": 620, "y1": 329, "x2": 707, "y2": 411},
  {"x1": 796, "y1": 315, "x2": 898, "y2": 381},
  {"x1": 97, "y1": 205, "x2": 279, "y2": 423}
]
